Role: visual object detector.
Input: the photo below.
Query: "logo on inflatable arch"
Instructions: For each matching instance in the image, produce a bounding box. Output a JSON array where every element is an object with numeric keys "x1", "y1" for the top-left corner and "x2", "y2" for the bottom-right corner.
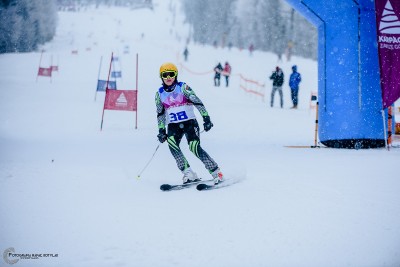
[
  {"x1": 378, "y1": 0, "x2": 400, "y2": 49},
  {"x1": 379, "y1": 0, "x2": 400, "y2": 34}
]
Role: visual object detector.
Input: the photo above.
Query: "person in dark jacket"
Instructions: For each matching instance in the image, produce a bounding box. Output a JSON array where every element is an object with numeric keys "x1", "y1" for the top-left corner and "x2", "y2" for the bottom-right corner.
[
  {"x1": 183, "y1": 47, "x2": 189, "y2": 61},
  {"x1": 269, "y1": 66, "x2": 284, "y2": 108},
  {"x1": 289, "y1": 65, "x2": 302, "y2": 109},
  {"x1": 213, "y1": 62, "x2": 223, "y2": 87}
]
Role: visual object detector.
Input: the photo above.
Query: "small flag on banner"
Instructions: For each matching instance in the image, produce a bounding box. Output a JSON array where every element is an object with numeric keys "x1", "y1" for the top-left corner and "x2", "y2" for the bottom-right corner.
[
  {"x1": 104, "y1": 89, "x2": 137, "y2": 111},
  {"x1": 97, "y1": 80, "x2": 117, "y2": 91},
  {"x1": 111, "y1": 71, "x2": 122, "y2": 78},
  {"x1": 38, "y1": 67, "x2": 52, "y2": 77}
]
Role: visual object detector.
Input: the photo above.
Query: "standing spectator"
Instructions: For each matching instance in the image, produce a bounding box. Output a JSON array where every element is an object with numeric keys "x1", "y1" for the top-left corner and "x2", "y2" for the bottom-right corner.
[
  {"x1": 269, "y1": 66, "x2": 284, "y2": 108},
  {"x1": 183, "y1": 47, "x2": 189, "y2": 61},
  {"x1": 213, "y1": 62, "x2": 223, "y2": 87},
  {"x1": 222, "y1": 62, "x2": 232, "y2": 87},
  {"x1": 213, "y1": 40, "x2": 218, "y2": 48},
  {"x1": 286, "y1": 41, "x2": 294, "y2": 61},
  {"x1": 289, "y1": 65, "x2": 302, "y2": 109},
  {"x1": 277, "y1": 49, "x2": 283, "y2": 63},
  {"x1": 249, "y1": 43, "x2": 255, "y2": 56}
]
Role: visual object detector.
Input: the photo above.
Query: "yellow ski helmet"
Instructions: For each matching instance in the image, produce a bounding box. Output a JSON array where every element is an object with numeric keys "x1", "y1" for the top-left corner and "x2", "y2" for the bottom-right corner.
[{"x1": 159, "y1": 62, "x2": 178, "y2": 78}]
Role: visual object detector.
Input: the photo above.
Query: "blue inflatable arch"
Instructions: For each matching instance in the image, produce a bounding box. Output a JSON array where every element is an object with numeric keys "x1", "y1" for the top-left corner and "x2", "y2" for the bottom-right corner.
[{"x1": 285, "y1": 0, "x2": 385, "y2": 148}]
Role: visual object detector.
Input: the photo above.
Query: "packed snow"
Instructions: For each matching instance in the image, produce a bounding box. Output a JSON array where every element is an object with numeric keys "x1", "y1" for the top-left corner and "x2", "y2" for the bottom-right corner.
[{"x1": 0, "y1": 1, "x2": 400, "y2": 267}]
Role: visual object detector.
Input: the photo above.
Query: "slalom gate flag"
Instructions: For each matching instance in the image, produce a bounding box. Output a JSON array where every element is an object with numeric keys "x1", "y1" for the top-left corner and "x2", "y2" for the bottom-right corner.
[
  {"x1": 111, "y1": 71, "x2": 122, "y2": 78},
  {"x1": 96, "y1": 80, "x2": 117, "y2": 91},
  {"x1": 51, "y1": 65, "x2": 59, "y2": 72},
  {"x1": 104, "y1": 89, "x2": 137, "y2": 111},
  {"x1": 38, "y1": 67, "x2": 52, "y2": 77},
  {"x1": 375, "y1": 0, "x2": 400, "y2": 108}
]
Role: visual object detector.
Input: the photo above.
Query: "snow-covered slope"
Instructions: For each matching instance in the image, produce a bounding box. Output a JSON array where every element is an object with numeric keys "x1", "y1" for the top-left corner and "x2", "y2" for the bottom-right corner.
[{"x1": 0, "y1": 1, "x2": 399, "y2": 266}]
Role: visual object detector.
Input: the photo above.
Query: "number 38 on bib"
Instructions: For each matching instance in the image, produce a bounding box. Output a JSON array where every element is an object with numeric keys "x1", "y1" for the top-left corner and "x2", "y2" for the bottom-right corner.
[{"x1": 167, "y1": 106, "x2": 196, "y2": 123}]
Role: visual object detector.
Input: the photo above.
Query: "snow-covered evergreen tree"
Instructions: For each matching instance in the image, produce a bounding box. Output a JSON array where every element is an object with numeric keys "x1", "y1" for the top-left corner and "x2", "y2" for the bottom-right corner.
[
  {"x1": 181, "y1": 0, "x2": 317, "y2": 59},
  {"x1": 0, "y1": 0, "x2": 57, "y2": 53}
]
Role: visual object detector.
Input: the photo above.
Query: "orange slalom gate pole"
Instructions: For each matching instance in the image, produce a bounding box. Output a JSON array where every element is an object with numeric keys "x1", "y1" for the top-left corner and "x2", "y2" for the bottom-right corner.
[
  {"x1": 312, "y1": 102, "x2": 319, "y2": 148},
  {"x1": 388, "y1": 105, "x2": 393, "y2": 147},
  {"x1": 36, "y1": 50, "x2": 44, "y2": 82},
  {"x1": 135, "y1": 53, "x2": 138, "y2": 129},
  {"x1": 100, "y1": 52, "x2": 114, "y2": 131},
  {"x1": 284, "y1": 101, "x2": 321, "y2": 148}
]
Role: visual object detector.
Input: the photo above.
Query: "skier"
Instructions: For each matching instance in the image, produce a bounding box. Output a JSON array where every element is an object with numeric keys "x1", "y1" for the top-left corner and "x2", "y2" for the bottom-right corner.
[
  {"x1": 289, "y1": 65, "x2": 302, "y2": 109},
  {"x1": 155, "y1": 62, "x2": 224, "y2": 185}
]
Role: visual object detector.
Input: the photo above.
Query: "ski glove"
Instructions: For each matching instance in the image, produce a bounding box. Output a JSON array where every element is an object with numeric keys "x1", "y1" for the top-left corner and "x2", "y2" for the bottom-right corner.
[
  {"x1": 203, "y1": 116, "x2": 213, "y2": 132},
  {"x1": 157, "y1": 128, "x2": 167, "y2": 143}
]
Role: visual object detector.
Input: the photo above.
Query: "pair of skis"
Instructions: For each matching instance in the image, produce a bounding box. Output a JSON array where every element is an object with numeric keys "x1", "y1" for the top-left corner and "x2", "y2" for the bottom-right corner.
[
  {"x1": 160, "y1": 179, "x2": 223, "y2": 191},
  {"x1": 160, "y1": 176, "x2": 242, "y2": 191}
]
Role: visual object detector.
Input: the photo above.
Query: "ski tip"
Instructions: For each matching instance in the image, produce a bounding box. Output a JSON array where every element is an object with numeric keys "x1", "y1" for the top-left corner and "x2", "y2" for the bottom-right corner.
[
  {"x1": 160, "y1": 184, "x2": 172, "y2": 191},
  {"x1": 196, "y1": 183, "x2": 209, "y2": 191}
]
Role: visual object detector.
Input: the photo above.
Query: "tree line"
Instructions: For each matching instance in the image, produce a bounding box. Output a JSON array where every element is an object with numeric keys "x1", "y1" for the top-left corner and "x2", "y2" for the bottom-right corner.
[
  {"x1": 0, "y1": 0, "x2": 58, "y2": 53},
  {"x1": 181, "y1": 0, "x2": 317, "y2": 60},
  {"x1": 0, "y1": 0, "x2": 151, "y2": 54},
  {"x1": 0, "y1": 0, "x2": 316, "y2": 58}
]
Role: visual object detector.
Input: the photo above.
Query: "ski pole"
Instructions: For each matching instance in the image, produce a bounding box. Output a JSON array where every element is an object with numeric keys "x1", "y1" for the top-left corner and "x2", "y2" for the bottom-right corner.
[
  {"x1": 136, "y1": 127, "x2": 206, "y2": 179},
  {"x1": 136, "y1": 143, "x2": 160, "y2": 179}
]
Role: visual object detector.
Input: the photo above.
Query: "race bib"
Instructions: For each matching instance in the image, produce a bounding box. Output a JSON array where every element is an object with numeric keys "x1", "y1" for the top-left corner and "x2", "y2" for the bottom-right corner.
[{"x1": 167, "y1": 105, "x2": 196, "y2": 123}]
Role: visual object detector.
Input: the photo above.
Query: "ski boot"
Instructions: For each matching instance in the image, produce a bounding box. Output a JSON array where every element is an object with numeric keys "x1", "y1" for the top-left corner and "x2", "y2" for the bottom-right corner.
[
  {"x1": 182, "y1": 167, "x2": 200, "y2": 184},
  {"x1": 211, "y1": 168, "x2": 224, "y2": 185}
]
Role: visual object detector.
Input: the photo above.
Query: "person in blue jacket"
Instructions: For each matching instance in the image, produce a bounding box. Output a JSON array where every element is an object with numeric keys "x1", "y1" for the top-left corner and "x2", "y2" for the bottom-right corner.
[{"x1": 289, "y1": 65, "x2": 302, "y2": 109}]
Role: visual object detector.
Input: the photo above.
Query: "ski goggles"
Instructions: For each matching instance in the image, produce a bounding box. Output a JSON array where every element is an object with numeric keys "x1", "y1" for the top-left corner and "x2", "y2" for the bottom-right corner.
[{"x1": 161, "y1": 71, "x2": 177, "y2": 79}]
